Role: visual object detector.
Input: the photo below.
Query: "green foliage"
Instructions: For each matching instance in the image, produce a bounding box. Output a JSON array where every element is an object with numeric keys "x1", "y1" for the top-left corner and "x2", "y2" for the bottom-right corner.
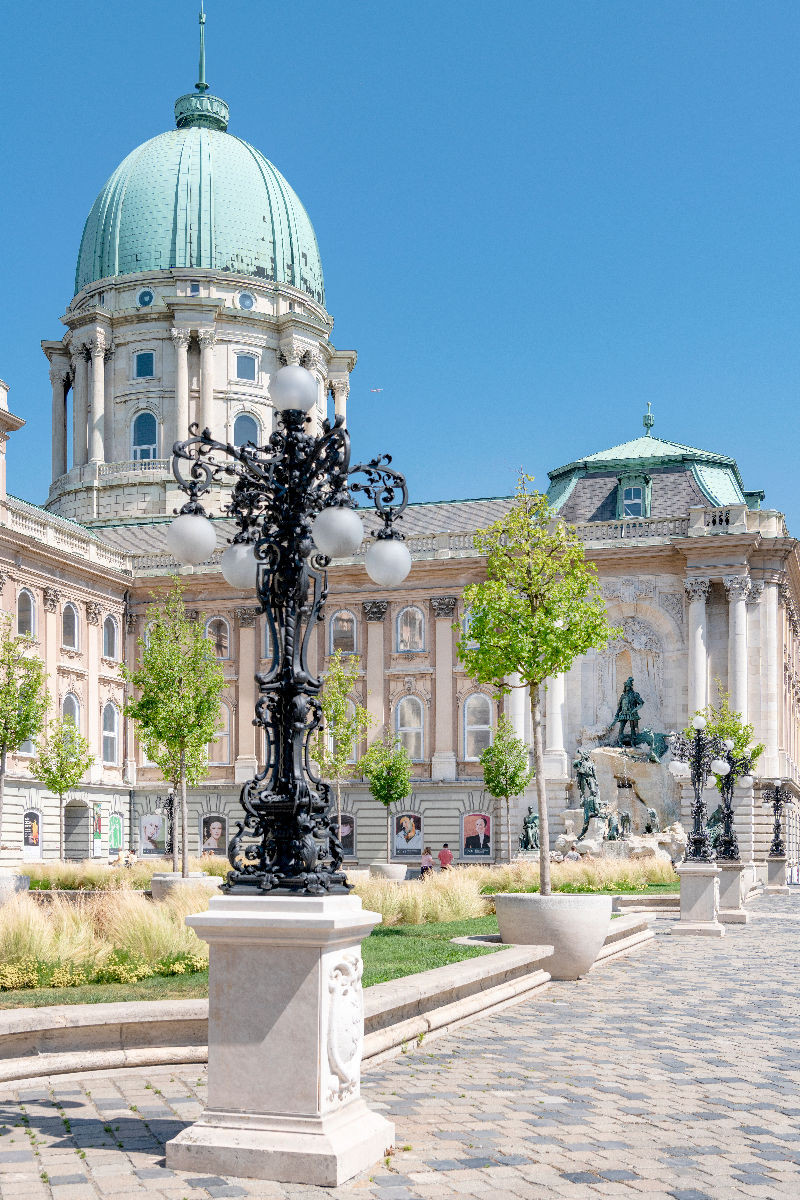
[
  {"x1": 33, "y1": 717, "x2": 94, "y2": 802},
  {"x1": 455, "y1": 474, "x2": 617, "y2": 691},
  {"x1": 360, "y1": 733, "x2": 412, "y2": 809},
  {"x1": 687, "y1": 681, "x2": 764, "y2": 787},
  {"x1": 123, "y1": 579, "x2": 224, "y2": 789},
  {"x1": 480, "y1": 714, "x2": 533, "y2": 803},
  {"x1": 0, "y1": 615, "x2": 49, "y2": 757},
  {"x1": 312, "y1": 650, "x2": 371, "y2": 792}
]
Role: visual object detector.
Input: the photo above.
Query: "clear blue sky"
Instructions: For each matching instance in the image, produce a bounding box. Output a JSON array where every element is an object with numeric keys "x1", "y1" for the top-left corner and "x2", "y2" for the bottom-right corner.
[{"x1": 3, "y1": 1, "x2": 799, "y2": 526}]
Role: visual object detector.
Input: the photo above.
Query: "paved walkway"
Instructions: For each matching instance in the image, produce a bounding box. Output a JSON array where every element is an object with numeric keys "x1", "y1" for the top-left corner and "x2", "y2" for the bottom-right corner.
[{"x1": 0, "y1": 893, "x2": 798, "y2": 1200}]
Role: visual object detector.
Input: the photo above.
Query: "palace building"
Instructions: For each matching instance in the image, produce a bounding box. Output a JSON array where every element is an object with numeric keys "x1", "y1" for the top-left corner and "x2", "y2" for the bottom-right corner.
[{"x1": 1, "y1": 26, "x2": 798, "y2": 876}]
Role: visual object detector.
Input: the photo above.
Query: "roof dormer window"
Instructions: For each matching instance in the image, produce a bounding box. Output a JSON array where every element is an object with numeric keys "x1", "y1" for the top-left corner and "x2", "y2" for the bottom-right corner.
[{"x1": 616, "y1": 474, "x2": 651, "y2": 520}]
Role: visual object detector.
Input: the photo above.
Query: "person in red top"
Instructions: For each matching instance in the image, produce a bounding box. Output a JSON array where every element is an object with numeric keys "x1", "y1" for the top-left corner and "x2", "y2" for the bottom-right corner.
[{"x1": 438, "y1": 843, "x2": 453, "y2": 870}]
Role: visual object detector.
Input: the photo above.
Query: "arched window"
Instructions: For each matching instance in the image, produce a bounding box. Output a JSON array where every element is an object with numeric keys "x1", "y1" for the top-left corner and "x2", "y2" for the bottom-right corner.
[
  {"x1": 396, "y1": 606, "x2": 424, "y2": 652},
  {"x1": 103, "y1": 615, "x2": 117, "y2": 660},
  {"x1": 330, "y1": 611, "x2": 356, "y2": 655},
  {"x1": 234, "y1": 413, "x2": 259, "y2": 447},
  {"x1": 17, "y1": 590, "x2": 34, "y2": 637},
  {"x1": 132, "y1": 411, "x2": 158, "y2": 461},
  {"x1": 102, "y1": 703, "x2": 118, "y2": 764},
  {"x1": 62, "y1": 692, "x2": 80, "y2": 731},
  {"x1": 396, "y1": 696, "x2": 424, "y2": 762},
  {"x1": 62, "y1": 602, "x2": 79, "y2": 650},
  {"x1": 329, "y1": 699, "x2": 359, "y2": 765},
  {"x1": 209, "y1": 702, "x2": 231, "y2": 765},
  {"x1": 206, "y1": 617, "x2": 230, "y2": 659},
  {"x1": 464, "y1": 693, "x2": 493, "y2": 761}
]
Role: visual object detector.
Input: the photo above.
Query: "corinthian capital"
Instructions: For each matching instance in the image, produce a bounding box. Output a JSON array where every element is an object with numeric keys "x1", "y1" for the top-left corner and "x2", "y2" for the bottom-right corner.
[
  {"x1": 49, "y1": 364, "x2": 68, "y2": 387},
  {"x1": 89, "y1": 330, "x2": 107, "y2": 356},
  {"x1": 279, "y1": 341, "x2": 303, "y2": 366},
  {"x1": 723, "y1": 574, "x2": 751, "y2": 603},
  {"x1": 684, "y1": 577, "x2": 711, "y2": 604},
  {"x1": 363, "y1": 601, "x2": 388, "y2": 622},
  {"x1": 198, "y1": 329, "x2": 217, "y2": 350},
  {"x1": 171, "y1": 327, "x2": 191, "y2": 349},
  {"x1": 330, "y1": 378, "x2": 350, "y2": 399},
  {"x1": 431, "y1": 596, "x2": 457, "y2": 619}
]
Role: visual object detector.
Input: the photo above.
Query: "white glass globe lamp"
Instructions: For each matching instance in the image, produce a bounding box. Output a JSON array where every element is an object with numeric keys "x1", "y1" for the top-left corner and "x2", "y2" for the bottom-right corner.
[
  {"x1": 220, "y1": 542, "x2": 258, "y2": 590},
  {"x1": 774, "y1": 779, "x2": 783, "y2": 789},
  {"x1": 723, "y1": 738, "x2": 735, "y2": 751},
  {"x1": 365, "y1": 538, "x2": 412, "y2": 586},
  {"x1": 268, "y1": 365, "x2": 317, "y2": 414},
  {"x1": 311, "y1": 506, "x2": 364, "y2": 559},
  {"x1": 710, "y1": 758, "x2": 730, "y2": 776},
  {"x1": 691, "y1": 715, "x2": 707, "y2": 731},
  {"x1": 166, "y1": 513, "x2": 217, "y2": 566}
]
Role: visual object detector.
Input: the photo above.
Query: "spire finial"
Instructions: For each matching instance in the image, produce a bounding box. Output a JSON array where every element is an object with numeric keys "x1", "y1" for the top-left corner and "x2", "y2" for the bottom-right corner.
[
  {"x1": 643, "y1": 401, "x2": 654, "y2": 437},
  {"x1": 196, "y1": 1, "x2": 209, "y2": 94}
]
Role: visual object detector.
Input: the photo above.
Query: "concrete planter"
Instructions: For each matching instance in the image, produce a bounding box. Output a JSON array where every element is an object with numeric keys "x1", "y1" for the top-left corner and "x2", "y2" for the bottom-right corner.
[
  {"x1": 493, "y1": 892, "x2": 613, "y2": 979},
  {"x1": 368, "y1": 863, "x2": 407, "y2": 881},
  {"x1": 150, "y1": 872, "x2": 223, "y2": 902},
  {"x1": 0, "y1": 871, "x2": 29, "y2": 907}
]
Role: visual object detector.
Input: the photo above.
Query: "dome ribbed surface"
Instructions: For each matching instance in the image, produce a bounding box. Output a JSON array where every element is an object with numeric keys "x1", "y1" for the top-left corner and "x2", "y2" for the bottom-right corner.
[{"x1": 75, "y1": 126, "x2": 324, "y2": 304}]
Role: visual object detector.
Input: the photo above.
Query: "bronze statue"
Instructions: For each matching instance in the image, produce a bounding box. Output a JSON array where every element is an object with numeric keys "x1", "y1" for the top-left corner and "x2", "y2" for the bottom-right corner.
[
  {"x1": 519, "y1": 806, "x2": 539, "y2": 851},
  {"x1": 619, "y1": 811, "x2": 632, "y2": 839},
  {"x1": 573, "y1": 749, "x2": 607, "y2": 839},
  {"x1": 612, "y1": 677, "x2": 645, "y2": 747},
  {"x1": 644, "y1": 806, "x2": 661, "y2": 835}
]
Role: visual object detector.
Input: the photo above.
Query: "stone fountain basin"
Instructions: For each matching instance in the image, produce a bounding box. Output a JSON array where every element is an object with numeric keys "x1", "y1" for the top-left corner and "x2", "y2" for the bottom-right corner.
[{"x1": 493, "y1": 892, "x2": 612, "y2": 980}]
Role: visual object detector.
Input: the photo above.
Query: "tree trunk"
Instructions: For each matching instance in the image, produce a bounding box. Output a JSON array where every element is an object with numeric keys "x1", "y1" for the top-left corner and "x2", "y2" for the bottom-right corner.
[
  {"x1": 59, "y1": 793, "x2": 65, "y2": 861},
  {"x1": 505, "y1": 795, "x2": 512, "y2": 863},
  {"x1": 180, "y1": 751, "x2": 189, "y2": 878},
  {"x1": 530, "y1": 684, "x2": 551, "y2": 895},
  {"x1": 172, "y1": 784, "x2": 179, "y2": 874},
  {"x1": 387, "y1": 807, "x2": 391, "y2": 864},
  {"x1": 0, "y1": 746, "x2": 6, "y2": 853}
]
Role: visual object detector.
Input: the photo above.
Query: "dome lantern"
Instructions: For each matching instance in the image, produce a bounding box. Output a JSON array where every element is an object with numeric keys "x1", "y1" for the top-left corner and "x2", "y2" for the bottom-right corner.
[{"x1": 174, "y1": 2, "x2": 229, "y2": 131}]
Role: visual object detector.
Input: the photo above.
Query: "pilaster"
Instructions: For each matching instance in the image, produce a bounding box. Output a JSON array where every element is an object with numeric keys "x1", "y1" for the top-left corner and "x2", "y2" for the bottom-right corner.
[
  {"x1": 430, "y1": 596, "x2": 457, "y2": 781},
  {"x1": 362, "y1": 602, "x2": 387, "y2": 739},
  {"x1": 684, "y1": 577, "x2": 710, "y2": 718}
]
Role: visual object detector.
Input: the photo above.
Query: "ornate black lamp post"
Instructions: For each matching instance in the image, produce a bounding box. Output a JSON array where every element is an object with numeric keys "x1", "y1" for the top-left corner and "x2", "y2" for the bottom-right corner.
[
  {"x1": 765, "y1": 779, "x2": 791, "y2": 857},
  {"x1": 711, "y1": 738, "x2": 753, "y2": 861},
  {"x1": 669, "y1": 715, "x2": 727, "y2": 860},
  {"x1": 165, "y1": 365, "x2": 410, "y2": 896}
]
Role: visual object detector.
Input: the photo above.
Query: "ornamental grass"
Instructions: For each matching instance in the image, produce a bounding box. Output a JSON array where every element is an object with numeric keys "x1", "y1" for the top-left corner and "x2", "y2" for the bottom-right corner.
[
  {"x1": 25, "y1": 857, "x2": 226, "y2": 891},
  {"x1": 0, "y1": 888, "x2": 210, "y2": 991}
]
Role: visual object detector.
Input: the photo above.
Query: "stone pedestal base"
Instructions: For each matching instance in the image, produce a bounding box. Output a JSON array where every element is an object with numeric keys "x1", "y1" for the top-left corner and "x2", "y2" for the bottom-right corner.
[
  {"x1": 765, "y1": 856, "x2": 789, "y2": 893},
  {"x1": 672, "y1": 861, "x2": 724, "y2": 937},
  {"x1": 166, "y1": 893, "x2": 394, "y2": 1186},
  {"x1": 717, "y1": 861, "x2": 749, "y2": 924}
]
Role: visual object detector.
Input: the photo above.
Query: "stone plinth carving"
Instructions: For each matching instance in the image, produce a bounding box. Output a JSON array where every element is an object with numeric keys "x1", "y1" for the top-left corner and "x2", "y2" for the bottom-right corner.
[
  {"x1": 362, "y1": 601, "x2": 388, "y2": 622},
  {"x1": 43, "y1": 587, "x2": 59, "y2": 613},
  {"x1": 86, "y1": 602, "x2": 101, "y2": 625}
]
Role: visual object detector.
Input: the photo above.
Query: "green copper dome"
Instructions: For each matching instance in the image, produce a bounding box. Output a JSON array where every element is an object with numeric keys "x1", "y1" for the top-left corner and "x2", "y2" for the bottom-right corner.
[{"x1": 74, "y1": 93, "x2": 325, "y2": 304}]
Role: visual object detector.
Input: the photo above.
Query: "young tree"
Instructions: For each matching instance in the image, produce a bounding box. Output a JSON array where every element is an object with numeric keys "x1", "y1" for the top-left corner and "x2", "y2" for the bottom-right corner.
[
  {"x1": 479, "y1": 713, "x2": 534, "y2": 862},
  {"x1": 123, "y1": 580, "x2": 224, "y2": 877},
  {"x1": 311, "y1": 649, "x2": 371, "y2": 833},
  {"x1": 33, "y1": 716, "x2": 94, "y2": 860},
  {"x1": 0, "y1": 615, "x2": 49, "y2": 839},
  {"x1": 360, "y1": 733, "x2": 413, "y2": 862},
  {"x1": 456, "y1": 473, "x2": 617, "y2": 895},
  {"x1": 688, "y1": 680, "x2": 764, "y2": 788}
]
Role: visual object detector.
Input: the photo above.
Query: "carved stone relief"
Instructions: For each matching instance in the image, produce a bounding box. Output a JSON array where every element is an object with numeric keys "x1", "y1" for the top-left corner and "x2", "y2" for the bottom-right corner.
[{"x1": 326, "y1": 954, "x2": 363, "y2": 1105}]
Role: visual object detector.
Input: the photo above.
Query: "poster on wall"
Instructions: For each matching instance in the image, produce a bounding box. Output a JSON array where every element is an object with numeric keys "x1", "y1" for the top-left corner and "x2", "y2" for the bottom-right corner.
[
  {"x1": 393, "y1": 812, "x2": 423, "y2": 857},
  {"x1": 92, "y1": 804, "x2": 103, "y2": 857},
  {"x1": 332, "y1": 813, "x2": 356, "y2": 858},
  {"x1": 22, "y1": 809, "x2": 42, "y2": 862},
  {"x1": 109, "y1": 813, "x2": 123, "y2": 854},
  {"x1": 200, "y1": 814, "x2": 228, "y2": 856},
  {"x1": 461, "y1": 812, "x2": 492, "y2": 858},
  {"x1": 139, "y1": 812, "x2": 166, "y2": 856}
]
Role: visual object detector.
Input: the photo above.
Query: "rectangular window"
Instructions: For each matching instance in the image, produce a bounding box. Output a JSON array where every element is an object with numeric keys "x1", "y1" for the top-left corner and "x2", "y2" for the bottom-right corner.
[
  {"x1": 236, "y1": 354, "x2": 257, "y2": 381},
  {"x1": 189, "y1": 283, "x2": 200, "y2": 295},
  {"x1": 135, "y1": 352, "x2": 155, "y2": 379},
  {"x1": 623, "y1": 486, "x2": 643, "y2": 518}
]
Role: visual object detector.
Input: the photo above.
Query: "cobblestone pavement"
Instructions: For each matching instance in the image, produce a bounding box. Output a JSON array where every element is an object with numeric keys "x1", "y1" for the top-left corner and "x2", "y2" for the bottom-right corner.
[{"x1": 0, "y1": 892, "x2": 797, "y2": 1200}]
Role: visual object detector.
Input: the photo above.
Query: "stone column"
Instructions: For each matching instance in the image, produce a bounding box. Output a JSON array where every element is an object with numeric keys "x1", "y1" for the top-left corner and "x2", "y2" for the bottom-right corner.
[
  {"x1": 88, "y1": 332, "x2": 107, "y2": 463},
  {"x1": 330, "y1": 379, "x2": 349, "y2": 426},
  {"x1": 508, "y1": 673, "x2": 527, "y2": 744},
  {"x1": 362, "y1": 602, "x2": 387, "y2": 738},
  {"x1": 123, "y1": 611, "x2": 138, "y2": 785},
  {"x1": 71, "y1": 347, "x2": 89, "y2": 468},
  {"x1": 724, "y1": 574, "x2": 750, "y2": 722},
  {"x1": 171, "y1": 327, "x2": 191, "y2": 453},
  {"x1": 49, "y1": 365, "x2": 68, "y2": 480},
  {"x1": 684, "y1": 577, "x2": 711, "y2": 718},
  {"x1": 543, "y1": 673, "x2": 568, "y2": 777},
  {"x1": 198, "y1": 329, "x2": 217, "y2": 435},
  {"x1": 234, "y1": 607, "x2": 259, "y2": 783},
  {"x1": 761, "y1": 579, "x2": 780, "y2": 776},
  {"x1": 430, "y1": 596, "x2": 457, "y2": 781}
]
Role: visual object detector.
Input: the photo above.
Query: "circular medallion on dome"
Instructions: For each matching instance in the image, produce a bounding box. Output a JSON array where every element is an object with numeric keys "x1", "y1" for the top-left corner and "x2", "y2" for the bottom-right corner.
[
  {"x1": 137, "y1": 289, "x2": 155, "y2": 308},
  {"x1": 238, "y1": 292, "x2": 255, "y2": 310}
]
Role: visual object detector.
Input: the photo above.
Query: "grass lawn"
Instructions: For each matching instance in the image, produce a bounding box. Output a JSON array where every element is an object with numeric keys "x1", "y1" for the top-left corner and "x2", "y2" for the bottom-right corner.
[{"x1": 0, "y1": 970, "x2": 211, "y2": 1009}]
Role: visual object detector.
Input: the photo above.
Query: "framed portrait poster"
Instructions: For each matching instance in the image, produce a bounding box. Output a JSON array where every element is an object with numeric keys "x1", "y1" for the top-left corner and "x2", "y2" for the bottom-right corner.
[
  {"x1": 92, "y1": 803, "x2": 103, "y2": 857},
  {"x1": 22, "y1": 809, "x2": 42, "y2": 862},
  {"x1": 393, "y1": 812, "x2": 423, "y2": 858},
  {"x1": 139, "y1": 812, "x2": 166, "y2": 856},
  {"x1": 461, "y1": 811, "x2": 492, "y2": 858},
  {"x1": 332, "y1": 813, "x2": 356, "y2": 859},
  {"x1": 109, "y1": 813, "x2": 123, "y2": 854},
  {"x1": 200, "y1": 814, "x2": 228, "y2": 856}
]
